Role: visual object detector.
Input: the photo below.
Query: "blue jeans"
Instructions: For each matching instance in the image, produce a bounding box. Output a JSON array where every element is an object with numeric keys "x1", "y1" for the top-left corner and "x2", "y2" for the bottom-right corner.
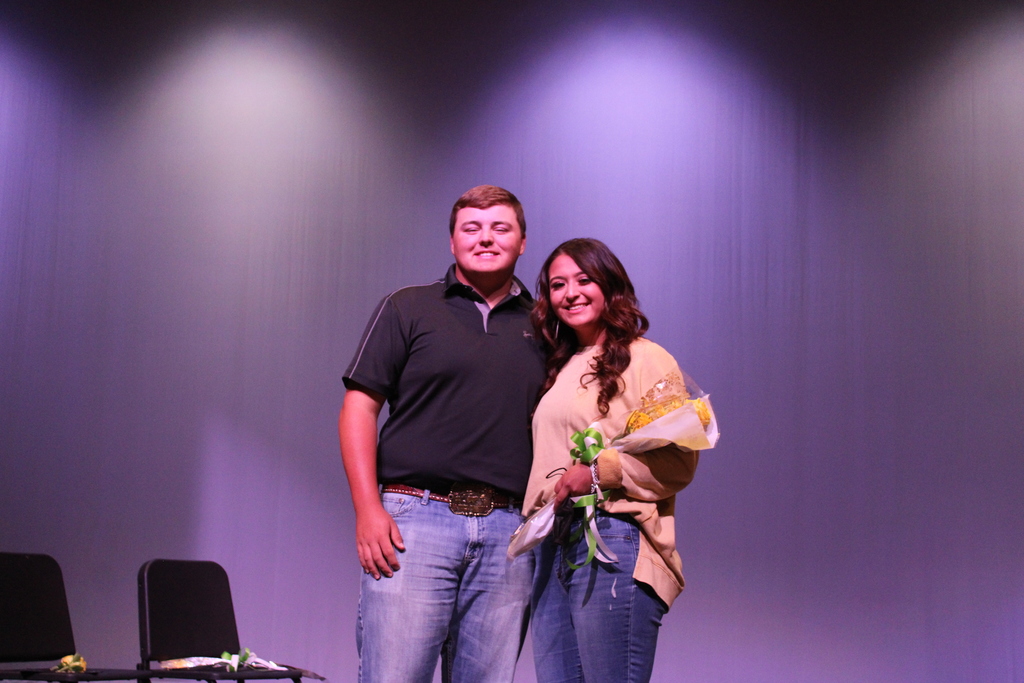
[
  {"x1": 357, "y1": 491, "x2": 534, "y2": 683},
  {"x1": 531, "y1": 512, "x2": 667, "y2": 683}
]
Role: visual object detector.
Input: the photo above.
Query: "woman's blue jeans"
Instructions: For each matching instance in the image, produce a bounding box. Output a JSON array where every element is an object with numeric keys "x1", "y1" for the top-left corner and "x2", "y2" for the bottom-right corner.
[
  {"x1": 531, "y1": 511, "x2": 667, "y2": 683},
  {"x1": 357, "y1": 491, "x2": 534, "y2": 683}
]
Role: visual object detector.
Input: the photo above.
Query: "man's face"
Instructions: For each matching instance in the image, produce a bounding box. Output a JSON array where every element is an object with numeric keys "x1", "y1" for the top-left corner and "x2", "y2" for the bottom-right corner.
[{"x1": 450, "y1": 204, "x2": 526, "y2": 281}]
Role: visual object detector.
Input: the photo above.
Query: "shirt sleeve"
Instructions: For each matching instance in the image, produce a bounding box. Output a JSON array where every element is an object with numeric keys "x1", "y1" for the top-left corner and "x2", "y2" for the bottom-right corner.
[
  {"x1": 595, "y1": 341, "x2": 700, "y2": 501},
  {"x1": 343, "y1": 293, "x2": 409, "y2": 400},
  {"x1": 597, "y1": 446, "x2": 699, "y2": 501}
]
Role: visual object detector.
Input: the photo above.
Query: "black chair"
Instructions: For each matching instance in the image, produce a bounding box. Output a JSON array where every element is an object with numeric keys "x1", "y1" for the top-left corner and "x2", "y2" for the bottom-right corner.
[
  {"x1": 137, "y1": 560, "x2": 310, "y2": 683},
  {"x1": 0, "y1": 552, "x2": 150, "y2": 682}
]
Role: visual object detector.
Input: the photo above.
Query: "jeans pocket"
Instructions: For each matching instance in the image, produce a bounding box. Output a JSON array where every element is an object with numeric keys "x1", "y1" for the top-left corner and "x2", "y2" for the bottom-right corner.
[
  {"x1": 380, "y1": 492, "x2": 416, "y2": 518},
  {"x1": 594, "y1": 512, "x2": 638, "y2": 539}
]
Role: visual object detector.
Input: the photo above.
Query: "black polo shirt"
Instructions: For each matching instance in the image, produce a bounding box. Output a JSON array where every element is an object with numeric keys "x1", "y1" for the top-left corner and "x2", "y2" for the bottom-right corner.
[{"x1": 343, "y1": 265, "x2": 546, "y2": 498}]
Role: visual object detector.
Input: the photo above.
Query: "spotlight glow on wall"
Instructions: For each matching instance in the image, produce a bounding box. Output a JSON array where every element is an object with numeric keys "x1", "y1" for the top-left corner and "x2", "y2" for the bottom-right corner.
[
  {"x1": 451, "y1": 19, "x2": 810, "y2": 351},
  {"x1": 123, "y1": 25, "x2": 380, "y2": 241}
]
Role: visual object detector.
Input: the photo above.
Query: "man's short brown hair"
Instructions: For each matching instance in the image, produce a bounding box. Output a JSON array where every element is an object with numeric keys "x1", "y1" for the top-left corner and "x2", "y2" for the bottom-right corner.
[{"x1": 449, "y1": 185, "x2": 526, "y2": 236}]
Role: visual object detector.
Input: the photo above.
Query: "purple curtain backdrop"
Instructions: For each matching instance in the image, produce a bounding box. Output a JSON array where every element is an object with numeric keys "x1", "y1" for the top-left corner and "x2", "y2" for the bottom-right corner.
[{"x1": 2, "y1": 3, "x2": 1023, "y2": 682}]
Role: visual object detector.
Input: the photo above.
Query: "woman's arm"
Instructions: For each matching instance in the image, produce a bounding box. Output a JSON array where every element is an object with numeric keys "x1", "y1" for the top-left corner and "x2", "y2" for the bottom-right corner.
[
  {"x1": 555, "y1": 445, "x2": 698, "y2": 505},
  {"x1": 595, "y1": 339, "x2": 702, "y2": 501},
  {"x1": 596, "y1": 445, "x2": 699, "y2": 502}
]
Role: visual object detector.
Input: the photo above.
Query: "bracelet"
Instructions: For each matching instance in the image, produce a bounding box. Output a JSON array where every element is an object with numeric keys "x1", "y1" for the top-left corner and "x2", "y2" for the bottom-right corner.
[{"x1": 589, "y1": 460, "x2": 600, "y2": 494}]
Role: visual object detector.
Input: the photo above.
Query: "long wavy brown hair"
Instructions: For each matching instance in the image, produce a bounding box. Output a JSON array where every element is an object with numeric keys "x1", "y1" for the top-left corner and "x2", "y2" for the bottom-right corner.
[{"x1": 532, "y1": 238, "x2": 649, "y2": 415}]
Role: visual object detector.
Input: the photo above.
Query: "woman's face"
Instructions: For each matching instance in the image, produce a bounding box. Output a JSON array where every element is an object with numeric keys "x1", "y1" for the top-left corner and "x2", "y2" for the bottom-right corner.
[{"x1": 547, "y1": 253, "x2": 607, "y2": 346}]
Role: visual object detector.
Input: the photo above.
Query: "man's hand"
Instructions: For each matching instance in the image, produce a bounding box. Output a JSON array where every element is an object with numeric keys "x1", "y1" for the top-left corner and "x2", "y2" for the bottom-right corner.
[
  {"x1": 552, "y1": 463, "x2": 595, "y2": 508},
  {"x1": 355, "y1": 501, "x2": 405, "y2": 579}
]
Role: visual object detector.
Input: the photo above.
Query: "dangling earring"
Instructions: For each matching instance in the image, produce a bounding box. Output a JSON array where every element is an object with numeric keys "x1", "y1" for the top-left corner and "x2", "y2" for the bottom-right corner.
[{"x1": 554, "y1": 320, "x2": 560, "y2": 338}]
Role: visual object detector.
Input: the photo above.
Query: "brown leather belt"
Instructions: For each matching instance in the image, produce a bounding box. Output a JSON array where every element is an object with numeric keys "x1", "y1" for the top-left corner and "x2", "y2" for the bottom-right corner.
[{"x1": 381, "y1": 482, "x2": 520, "y2": 517}]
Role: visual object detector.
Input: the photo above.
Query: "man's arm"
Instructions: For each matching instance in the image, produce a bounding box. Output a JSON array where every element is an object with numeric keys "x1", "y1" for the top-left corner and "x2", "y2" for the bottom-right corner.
[{"x1": 339, "y1": 385, "x2": 404, "y2": 580}]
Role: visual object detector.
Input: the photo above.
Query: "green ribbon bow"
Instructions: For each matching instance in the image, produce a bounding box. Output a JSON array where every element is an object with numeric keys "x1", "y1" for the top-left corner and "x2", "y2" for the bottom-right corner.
[{"x1": 569, "y1": 427, "x2": 604, "y2": 465}]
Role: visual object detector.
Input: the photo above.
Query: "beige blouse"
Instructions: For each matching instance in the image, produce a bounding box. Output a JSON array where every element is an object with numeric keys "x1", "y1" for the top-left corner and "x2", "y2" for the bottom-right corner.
[{"x1": 524, "y1": 338, "x2": 699, "y2": 608}]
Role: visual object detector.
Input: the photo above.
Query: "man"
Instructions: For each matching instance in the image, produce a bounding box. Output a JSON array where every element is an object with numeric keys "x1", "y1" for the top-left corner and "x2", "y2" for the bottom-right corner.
[{"x1": 339, "y1": 185, "x2": 545, "y2": 683}]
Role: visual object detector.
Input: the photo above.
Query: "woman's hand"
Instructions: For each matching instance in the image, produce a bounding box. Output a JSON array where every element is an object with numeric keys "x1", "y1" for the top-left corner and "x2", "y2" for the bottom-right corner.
[{"x1": 553, "y1": 463, "x2": 595, "y2": 508}]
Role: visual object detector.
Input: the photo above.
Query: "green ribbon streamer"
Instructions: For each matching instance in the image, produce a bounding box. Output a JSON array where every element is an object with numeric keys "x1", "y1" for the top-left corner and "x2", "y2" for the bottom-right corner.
[{"x1": 565, "y1": 428, "x2": 612, "y2": 570}]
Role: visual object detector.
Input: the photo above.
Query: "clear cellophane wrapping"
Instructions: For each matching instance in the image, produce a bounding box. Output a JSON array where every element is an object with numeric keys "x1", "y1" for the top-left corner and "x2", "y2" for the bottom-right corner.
[{"x1": 612, "y1": 370, "x2": 719, "y2": 454}]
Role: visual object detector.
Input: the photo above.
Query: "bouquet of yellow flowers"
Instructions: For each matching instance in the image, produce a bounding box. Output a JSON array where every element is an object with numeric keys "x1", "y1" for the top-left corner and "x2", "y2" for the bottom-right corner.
[{"x1": 611, "y1": 370, "x2": 718, "y2": 454}]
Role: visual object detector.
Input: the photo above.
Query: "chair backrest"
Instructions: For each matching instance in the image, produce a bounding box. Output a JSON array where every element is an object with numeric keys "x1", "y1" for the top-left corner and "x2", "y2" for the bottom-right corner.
[
  {"x1": 0, "y1": 552, "x2": 77, "y2": 663},
  {"x1": 137, "y1": 559, "x2": 241, "y2": 665}
]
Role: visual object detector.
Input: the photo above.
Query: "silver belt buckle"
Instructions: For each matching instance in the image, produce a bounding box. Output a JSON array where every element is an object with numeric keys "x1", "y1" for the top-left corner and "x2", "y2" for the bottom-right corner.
[{"x1": 448, "y1": 483, "x2": 494, "y2": 516}]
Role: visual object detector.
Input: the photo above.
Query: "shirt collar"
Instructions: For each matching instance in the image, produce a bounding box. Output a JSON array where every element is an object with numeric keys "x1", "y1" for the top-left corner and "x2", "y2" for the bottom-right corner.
[{"x1": 443, "y1": 264, "x2": 532, "y2": 304}]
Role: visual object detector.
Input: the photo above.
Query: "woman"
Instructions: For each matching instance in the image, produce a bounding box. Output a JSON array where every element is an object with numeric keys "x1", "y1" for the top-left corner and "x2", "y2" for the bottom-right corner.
[{"x1": 525, "y1": 238, "x2": 700, "y2": 683}]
